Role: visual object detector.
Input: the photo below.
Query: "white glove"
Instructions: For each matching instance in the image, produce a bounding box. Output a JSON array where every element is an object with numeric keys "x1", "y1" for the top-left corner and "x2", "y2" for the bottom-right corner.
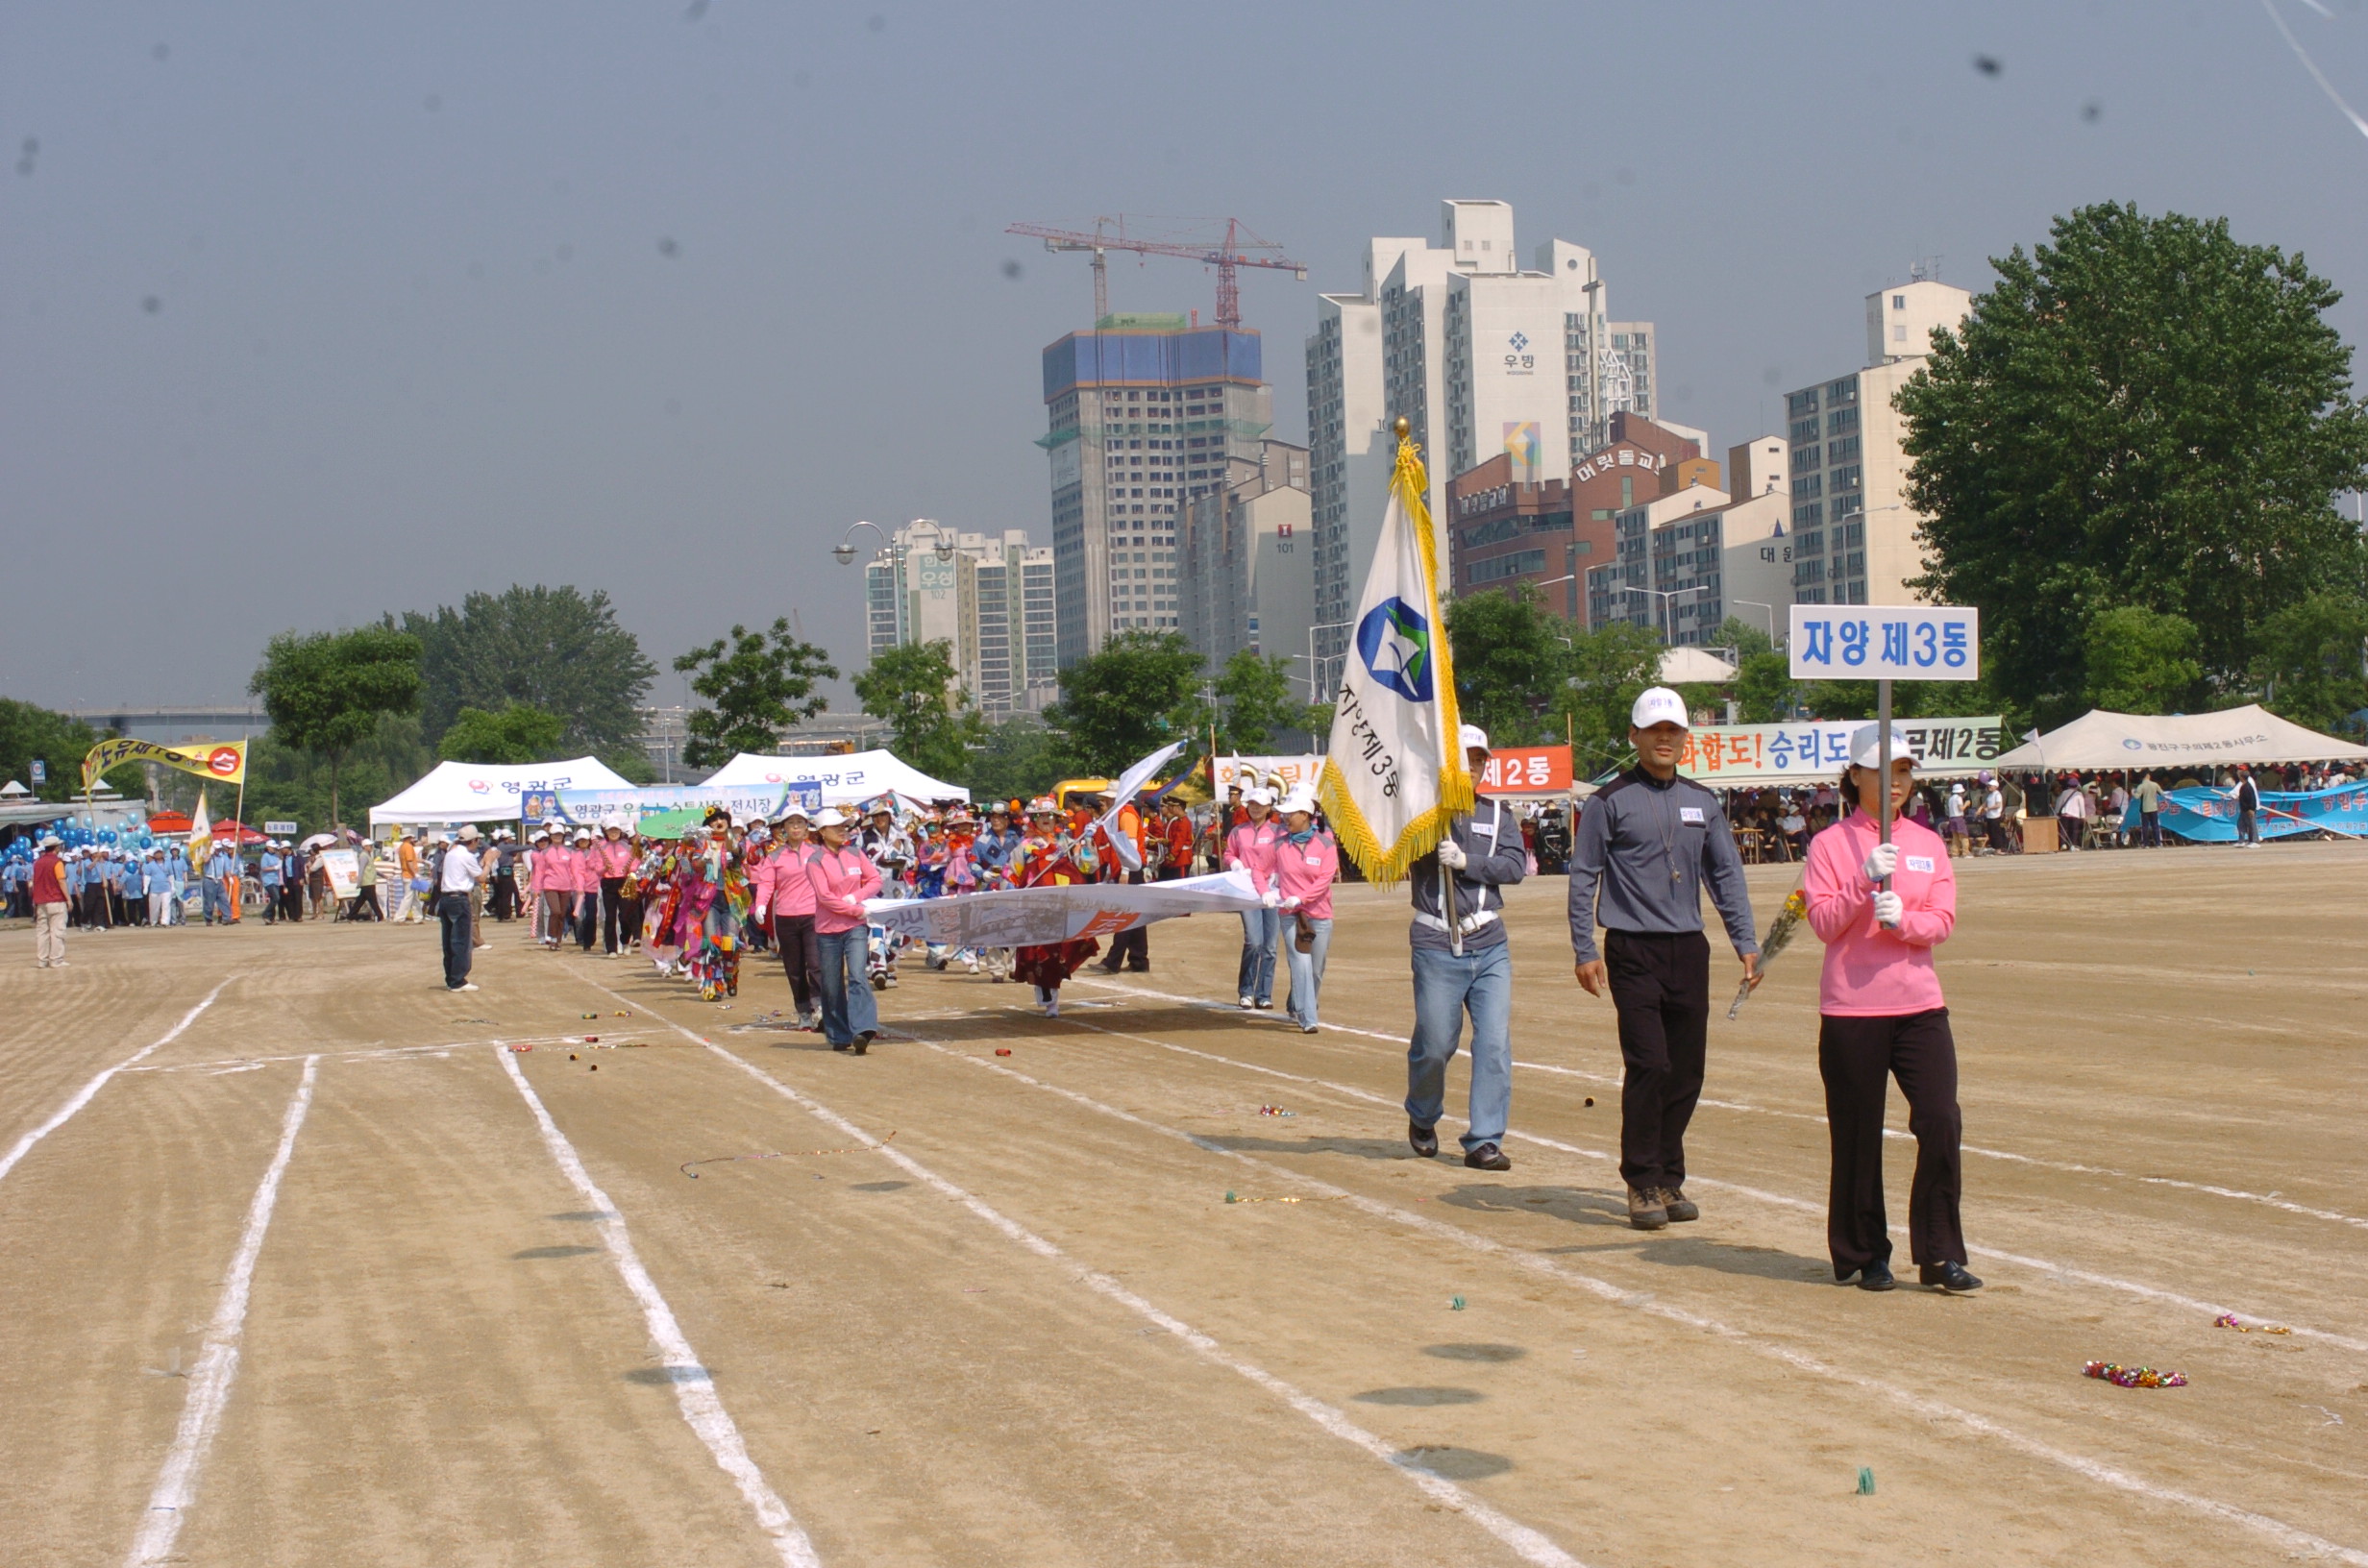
[
  {"x1": 1436, "y1": 838, "x2": 1467, "y2": 870},
  {"x1": 1279, "y1": 896, "x2": 1301, "y2": 912},
  {"x1": 1861, "y1": 842, "x2": 1898, "y2": 882},
  {"x1": 1872, "y1": 891, "x2": 1904, "y2": 929},
  {"x1": 1261, "y1": 889, "x2": 1280, "y2": 909}
]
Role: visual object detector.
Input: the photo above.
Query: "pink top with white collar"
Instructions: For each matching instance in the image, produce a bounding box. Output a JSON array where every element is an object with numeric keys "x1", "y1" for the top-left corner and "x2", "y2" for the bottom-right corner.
[{"x1": 1803, "y1": 810, "x2": 1957, "y2": 1017}]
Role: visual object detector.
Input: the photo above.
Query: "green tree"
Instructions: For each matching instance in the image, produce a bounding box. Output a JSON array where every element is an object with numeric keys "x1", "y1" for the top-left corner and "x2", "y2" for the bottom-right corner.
[
  {"x1": 233, "y1": 712, "x2": 430, "y2": 835},
  {"x1": 2254, "y1": 591, "x2": 2368, "y2": 737},
  {"x1": 401, "y1": 584, "x2": 657, "y2": 764},
  {"x1": 1553, "y1": 620, "x2": 1665, "y2": 774},
  {"x1": 1045, "y1": 630, "x2": 1204, "y2": 775},
  {"x1": 2083, "y1": 605, "x2": 2205, "y2": 714},
  {"x1": 1444, "y1": 584, "x2": 1572, "y2": 746},
  {"x1": 250, "y1": 625, "x2": 424, "y2": 827},
  {"x1": 1711, "y1": 616, "x2": 1798, "y2": 723},
  {"x1": 1900, "y1": 203, "x2": 2368, "y2": 721},
  {"x1": 0, "y1": 699, "x2": 142, "y2": 801},
  {"x1": 853, "y1": 640, "x2": 988, "y2": 782},
  {"x1": 438, "y1": 703, "x2": 569, "y2": 765},
  {"x1": 1214, "y1": 649, "x2": 1303, "y2": 752},
  {"x1": 964, "y1": 714, "x2": 1064, "y2": 806},
  {"x1": 673, "y1": 620, "x2": 836, "y2": 772}
]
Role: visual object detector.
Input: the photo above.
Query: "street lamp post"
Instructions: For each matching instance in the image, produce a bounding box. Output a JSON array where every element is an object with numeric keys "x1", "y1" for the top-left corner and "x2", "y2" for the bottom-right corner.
[
  {"x1": 1304, "y1": 619, "x2": 1357, "y2": 704},
  {"x1": 832, "y1": 520, "x2": 958, "y2": 648},
  {"x1": 1733, "y1": 600, "x2": 1780, "y2": 647},
  {"x1": 1628, "y1": 584, "x2": 1709, "y2": 644}
]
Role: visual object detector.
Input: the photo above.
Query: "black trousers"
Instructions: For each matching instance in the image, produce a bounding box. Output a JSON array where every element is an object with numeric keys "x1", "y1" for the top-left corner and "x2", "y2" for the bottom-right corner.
[
  {"x1": 489, "y1": 872, "x2": 517, "y2": 920},
  {"x1": 601, "y1": 877, "x2": 629, "y2": 952},
  {"x1": 1605, "y1": 928, "x2": 1711, "y2": 1191},
  {"x1": 2237, "y1": 807, "x2": 2260, "y2": 845},
  {"x1": 437, "y1": 892, "x2": 475, "y2": 989},
  {"x1": 776, "y1": 913, "x2": 820, "y2": 1012},
  {"x1": 1817, "y1": 1009, "x2": 1965, "y2": 1276},
  {"x1": 1098, "y1": 870, "x2": 1150, "y2": 969}
]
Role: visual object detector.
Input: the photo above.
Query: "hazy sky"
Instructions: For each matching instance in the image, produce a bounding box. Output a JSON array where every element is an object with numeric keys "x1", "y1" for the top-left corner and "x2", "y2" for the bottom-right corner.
[{"x1": 7, "y1": 1, "x2": 2366, "y2": 715}]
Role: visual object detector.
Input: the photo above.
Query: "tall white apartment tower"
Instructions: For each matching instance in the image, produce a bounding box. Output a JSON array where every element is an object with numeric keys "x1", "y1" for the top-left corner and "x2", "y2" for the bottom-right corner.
[
  {"x1": 862, "y1": 521, "x2": 1059, "y2": 716},
  {"x1": 1308, "y1": 200, "x2": 1645, "y2": 682},
  {"x1": 1782, "y1": 277, "x2": 1973, "y2": 606}
]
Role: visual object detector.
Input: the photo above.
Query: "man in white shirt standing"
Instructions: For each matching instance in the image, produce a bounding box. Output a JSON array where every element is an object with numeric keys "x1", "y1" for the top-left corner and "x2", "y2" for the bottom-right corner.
[{"x1": 437, "y1": 824, "x2": 487, "y2": 992}]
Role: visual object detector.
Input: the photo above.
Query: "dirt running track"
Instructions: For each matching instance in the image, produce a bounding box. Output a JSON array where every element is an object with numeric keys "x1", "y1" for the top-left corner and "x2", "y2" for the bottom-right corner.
[{"x1": 2, "y1": 843, "x2": 2363, "y2": 1567}]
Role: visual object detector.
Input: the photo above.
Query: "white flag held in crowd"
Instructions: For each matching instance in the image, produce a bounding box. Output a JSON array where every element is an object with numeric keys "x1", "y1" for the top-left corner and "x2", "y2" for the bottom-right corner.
[
  {"x1": 1096, "y1": 740, "x2": 1182, "y2": 873},
  {"x1": 1318, "y1": 423, "x2": 1473, "y2": 884}
]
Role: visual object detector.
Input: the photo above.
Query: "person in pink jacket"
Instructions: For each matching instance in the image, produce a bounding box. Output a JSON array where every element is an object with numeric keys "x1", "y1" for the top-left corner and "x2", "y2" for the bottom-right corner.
[
  {"x1": 804, "y1": 806, "x2": 882, "y2": 1053},
  {"x1": 1223, "y1": 788, "x2": 1286, "y2": 1010},
  {"x1": 529, "y1": 828, "x2": 571, "y2": 949},
  {"x1": 594, "y1": 823, "x2": 638, "y2": 957},
  {"x1": 1804, "y1": 723, "x2": 1979, "y2": 1295},
  {"x1": 759, "y1": 806, "x2": 822, "y2": 1030},
  {"x1": 1272, "y1": 788, "x2": 1339, "y2": 1033}
]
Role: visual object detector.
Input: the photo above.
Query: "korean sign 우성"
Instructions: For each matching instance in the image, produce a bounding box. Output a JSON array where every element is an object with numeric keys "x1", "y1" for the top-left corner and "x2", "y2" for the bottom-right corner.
[{"x1": 1789, "y1": 604, "x2": 1981, "y2": 681}]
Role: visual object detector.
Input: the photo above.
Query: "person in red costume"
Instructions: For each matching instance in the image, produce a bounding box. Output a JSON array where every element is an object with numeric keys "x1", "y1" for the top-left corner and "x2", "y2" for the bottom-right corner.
[{"x1": 1012, "y1": 796, "x2": 1098, "y2": 1018}]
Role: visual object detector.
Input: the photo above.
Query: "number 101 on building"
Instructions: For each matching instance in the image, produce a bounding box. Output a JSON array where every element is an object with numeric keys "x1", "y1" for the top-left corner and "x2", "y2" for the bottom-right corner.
[{"x1": 1788, "y1": 604, "x2": 1981, "y2": 681}]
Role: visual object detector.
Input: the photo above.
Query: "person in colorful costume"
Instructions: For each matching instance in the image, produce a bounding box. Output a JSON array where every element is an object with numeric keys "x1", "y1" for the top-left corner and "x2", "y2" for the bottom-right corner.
[{"x1": 1012, "y1": 797, "x2": 1100, "y2": 1017}]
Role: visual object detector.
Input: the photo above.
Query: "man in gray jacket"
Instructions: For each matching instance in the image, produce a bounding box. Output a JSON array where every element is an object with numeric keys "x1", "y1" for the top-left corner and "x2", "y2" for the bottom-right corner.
[
  {"x1": 1406, "y1": 723, "x2": 1530, "y2": 1171},
  {"x1": 1569, "y1": 688, "x2": 1761, "y2": 1230}
]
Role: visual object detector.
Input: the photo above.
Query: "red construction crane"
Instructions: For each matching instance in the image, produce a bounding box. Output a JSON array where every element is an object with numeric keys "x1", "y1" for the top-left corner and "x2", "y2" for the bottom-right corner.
[{"x1": 1006, "y1": 215, "x2": 1308, "y2": 330}]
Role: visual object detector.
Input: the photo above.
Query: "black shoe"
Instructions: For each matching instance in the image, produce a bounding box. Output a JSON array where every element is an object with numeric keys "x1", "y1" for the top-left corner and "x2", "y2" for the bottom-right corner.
[
  {"x1": 1408, "y1": 1120, "x2": 1439, "y2": 1159},
  {"x1": 1855, "y1": 1260, "x2": 1896, "y2": 1291},
  {"x1": 1464, "y1": 1142, "x2": 1512, "y2": 1172},
  {"x1": 852, "y1": 1030, "x2": 876, "y2": 1056},
  {"x1": 1919, "y1": 1261, "x2": 1982, "y2": 1292},
  {"x1": 830, "y1": 1041, "x2": 851, "y2": 1052}
]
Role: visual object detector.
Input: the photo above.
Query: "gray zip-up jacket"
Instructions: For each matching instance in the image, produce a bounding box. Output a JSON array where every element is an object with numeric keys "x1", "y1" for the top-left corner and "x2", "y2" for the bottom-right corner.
[
  {"x1": 1566, "y1": 768, "x2": 1758, "y2": 964},
  {"x1": 1408, "y1": 796, "x2": 1527, "y2": 951}
]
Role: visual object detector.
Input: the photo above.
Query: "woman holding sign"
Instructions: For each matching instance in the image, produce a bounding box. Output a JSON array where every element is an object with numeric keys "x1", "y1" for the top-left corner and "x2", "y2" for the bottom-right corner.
[{"x1": 1804, "y1": 724, "x2": 1980, "y2": 1293}]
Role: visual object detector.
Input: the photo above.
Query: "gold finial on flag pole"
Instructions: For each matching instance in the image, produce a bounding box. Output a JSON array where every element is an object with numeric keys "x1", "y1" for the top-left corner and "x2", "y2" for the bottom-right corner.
[{"x1": 1393, "y1": 416, "x2": 1409, "y2": 439}]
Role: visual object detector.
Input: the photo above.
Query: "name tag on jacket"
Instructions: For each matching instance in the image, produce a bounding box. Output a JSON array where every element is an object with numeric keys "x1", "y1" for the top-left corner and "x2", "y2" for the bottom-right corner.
[
  {"x1": 1905, "y1": 854, "x2": 1935, "y2": 872},
  {"x1": 1679, "y1": 807, "x2": 1704, "y2": 824}
]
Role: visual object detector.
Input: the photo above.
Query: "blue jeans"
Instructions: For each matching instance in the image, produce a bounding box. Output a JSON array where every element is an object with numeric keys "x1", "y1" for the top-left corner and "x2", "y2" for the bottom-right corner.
[
  {"x1": 1237, "y1": 908, "x2": 1279, "y2": 1003},
  {"x1": 1405, "y1": 940, "x2": 1514, "y2": 1153},
  {"x1": 202, "y1": 878, "x2": 230, "y2": 923},
  {"x1": 437, "y1": 892, "x2": 475, "y2": 988},
  {"x1": 816, "y1": 927, "x2": 878, "y2": 1044},
  {"x1": 1283, "y1": 915, "x2": 1332, "y2": 1028}
]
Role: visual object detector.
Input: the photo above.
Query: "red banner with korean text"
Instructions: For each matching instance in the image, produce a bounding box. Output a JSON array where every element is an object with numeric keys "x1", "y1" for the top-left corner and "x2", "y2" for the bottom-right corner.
[{"x1": 1475, "y1": 746, "x2": 1573, "y2": 796}]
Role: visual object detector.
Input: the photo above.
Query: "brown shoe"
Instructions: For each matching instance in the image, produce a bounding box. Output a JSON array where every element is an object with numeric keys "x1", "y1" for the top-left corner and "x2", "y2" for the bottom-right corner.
[
  {"x1": 1662, "y1": 1187, "x2": 1699, "y2": 1222},
  {"x1": 1627, "y1": 1188, "x2": 1668, "y2": 1231}
]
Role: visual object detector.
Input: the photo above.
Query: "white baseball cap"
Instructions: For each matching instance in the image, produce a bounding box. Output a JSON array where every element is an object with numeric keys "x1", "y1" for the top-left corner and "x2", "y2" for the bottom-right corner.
[
  {"x1": 1279, "y1": 787, "x2": 1318, "y2": 816},
  {"x1": 1630, "y1": 687, "x2": 1690, "y2": 730},
  {"x1": 1848, "y1": 724, "x2": 1919, "y2": 770},
  {"x1": 1244, "y1": 786, "x2": 1274, "y2": 806},
  {"x1": 1458, "y1": 722, "x2": 1491, "y2": 753}
]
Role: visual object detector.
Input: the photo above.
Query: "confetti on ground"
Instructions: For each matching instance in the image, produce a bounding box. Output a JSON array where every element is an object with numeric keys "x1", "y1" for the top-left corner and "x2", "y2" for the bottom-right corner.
[
  {"x1": 681, "y1": 1133, "x2": 898, "y2": 1178},
  {"x1": 2214, "y1": 1312, "x2": 2291, "y2": 1335},
  {"x1": 1257, "y1": 1105, "x2": 1295, "y2": 1117},
  {"x1": 580, "y1": 1013, "x2": 599, "y2": 1019},
  {"x1": 2084, "y1": 1360, "x2": 2187, "y2": 1388},
  {"x1": 1449, "y1": 1295, "x2": 1467, "y2": 1311},
  {"x1": 994, "y1": 1048, "x2": 1012, "y2": 1057},
  {"x1": 1221, "y1": 1190, "x2": 1348, "y2": 1206},
  {"x1": 506, "y1": 1044, "x2": 531, "y2": 1053},
  {"x1": 1584, "y1": 1096, "x2": 1595, "y2": 1108},
  {"x1": 1857, "y1": 1467, "x2": 1875, "y2": 1495}
]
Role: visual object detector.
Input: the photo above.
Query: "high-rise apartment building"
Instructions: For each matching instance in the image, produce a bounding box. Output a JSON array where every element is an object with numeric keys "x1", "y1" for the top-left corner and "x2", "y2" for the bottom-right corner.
[
  {"x1": 1177, "y1": 439, "x2": 1313, "y2": 688},
  {"x1": 1040, "y1": 314, "x2": 1271, "y2": 665},
  {"x1": 862, "y1": 520, "x2": 1058, "y2": 717},
  {"x1": 1782, "y1": 277, "x2": 1972, "y2": 605},
  {"x1": 1308, "y1": 200, "x2": 1649, "y2": 680},
  {"x1": 1583, "y1": 438, "x2": 1794, "y2": 648}
]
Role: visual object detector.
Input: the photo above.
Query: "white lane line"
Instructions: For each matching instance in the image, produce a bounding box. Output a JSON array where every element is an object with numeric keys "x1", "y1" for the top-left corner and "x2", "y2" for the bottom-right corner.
[
  {"x1": 125, "y1": 1055, "x2": 318, "y2": 1567},
  {"x1": 495, "y1": 1046, "x2": 821, "y2": 1568},
  {"x1": 1064, "y1": 985, "x2": 2368, "y2": 1353},
  {"x1": 1074, "y1": 975, "x2": 2368, "y2": 1234},
  {"x1": 909, "y1": 1028, "x2": 2368, "y2": 1568},
  {"x1": 0, "y1": 978, "x2": 235, "y2": 1189},
  {"x1": 581, "y1": 980, "x2": 1585, "y2": 1568},
  {"x1": 120, "y1": 1034, "x2": 642, "y2": 1076}
]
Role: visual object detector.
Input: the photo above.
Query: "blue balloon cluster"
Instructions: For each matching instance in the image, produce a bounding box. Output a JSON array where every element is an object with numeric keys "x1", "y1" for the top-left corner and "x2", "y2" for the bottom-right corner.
[{"x1": 3, "y1": 818, "x2": 160, "y2": 860}]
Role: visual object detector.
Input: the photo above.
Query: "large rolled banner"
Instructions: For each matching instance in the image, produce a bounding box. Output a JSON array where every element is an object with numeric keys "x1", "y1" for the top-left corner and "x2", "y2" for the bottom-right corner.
[
  {"x1": 1674, "y1": 719, "x2": 2006, "y2": 788},
  {"x1": 84, "y1": 738, "x2": 246, "y2": 788},
  {"x1": 543, "y1": 783, "x2": 795, "y2": 836},
  {"x1": 866, "y1": 870, "x2": 1265, "y2": 949},
  {"x1": 2155, "y1": 783, "x2": 2368, "y2": 842}
]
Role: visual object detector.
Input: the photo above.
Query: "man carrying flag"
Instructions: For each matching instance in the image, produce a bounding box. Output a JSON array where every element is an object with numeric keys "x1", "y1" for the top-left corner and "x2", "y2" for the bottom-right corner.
[{"x1": 1318, "y1": 419, "x2": 1520, "y2": 1171}]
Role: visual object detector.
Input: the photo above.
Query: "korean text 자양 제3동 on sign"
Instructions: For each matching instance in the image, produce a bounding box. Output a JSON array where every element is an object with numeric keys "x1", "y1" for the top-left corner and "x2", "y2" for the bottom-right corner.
[{"x1": 1789, "y1": 604, "x2": 1981, "y2": 682}]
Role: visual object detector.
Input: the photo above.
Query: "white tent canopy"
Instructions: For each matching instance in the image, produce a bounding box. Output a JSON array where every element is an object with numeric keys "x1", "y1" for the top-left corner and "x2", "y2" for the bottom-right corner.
[
  {"x1": 1992, "y1": 705, "x2": 2368, "y2": 772},
  {"x1": 1659, "y1": 647, "x2": 1739, "y2": 685},
  {"x1": 368, "y1": 757, "x2": 635, "y2": 827},
  {"x1": 699, "y1": 749, "x2": 970, "y2": 809}
]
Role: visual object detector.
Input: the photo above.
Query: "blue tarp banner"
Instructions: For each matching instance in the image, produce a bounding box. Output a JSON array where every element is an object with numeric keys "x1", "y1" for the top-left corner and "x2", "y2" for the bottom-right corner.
[{"x1": 2154, "y1": 783, "x2": 2368, "y2": 841}]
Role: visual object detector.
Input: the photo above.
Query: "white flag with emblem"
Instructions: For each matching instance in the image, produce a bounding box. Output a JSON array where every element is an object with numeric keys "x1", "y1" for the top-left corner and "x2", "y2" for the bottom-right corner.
[{"x1": 1318, "y1": 425, "x2": 1473, "y2": 884}]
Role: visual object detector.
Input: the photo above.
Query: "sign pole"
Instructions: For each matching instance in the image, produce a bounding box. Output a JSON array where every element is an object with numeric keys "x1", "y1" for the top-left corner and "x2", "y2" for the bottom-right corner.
[{"x1": 1876, "y1": 678, "x2": 1893, "y2": 890}]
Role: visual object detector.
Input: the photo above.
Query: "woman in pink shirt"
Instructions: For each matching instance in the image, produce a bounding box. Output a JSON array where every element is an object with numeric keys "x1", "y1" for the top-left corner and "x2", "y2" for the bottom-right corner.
[
  {"x1": 1272, "y1": 789, "x2": 1339, "y2": 1034},
  {"x1": 804, "y1": 807, "x2": 882, "y2": 1053},
  {"x1": 761, "y1": 806, "x2": 823, "y2": 1030},
  {"x1": 1804, "y1": 724, "x2": 1979, "y2": 1295},
  {"x1": 1222, "y1": 788, "x2": 1285, "y2": 1010}
]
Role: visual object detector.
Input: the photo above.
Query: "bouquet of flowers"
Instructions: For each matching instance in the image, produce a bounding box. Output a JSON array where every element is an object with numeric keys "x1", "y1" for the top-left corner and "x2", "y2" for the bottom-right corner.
[{"x1": 1728, "y1": 885, "x2": 1807, "y2": 1020}]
